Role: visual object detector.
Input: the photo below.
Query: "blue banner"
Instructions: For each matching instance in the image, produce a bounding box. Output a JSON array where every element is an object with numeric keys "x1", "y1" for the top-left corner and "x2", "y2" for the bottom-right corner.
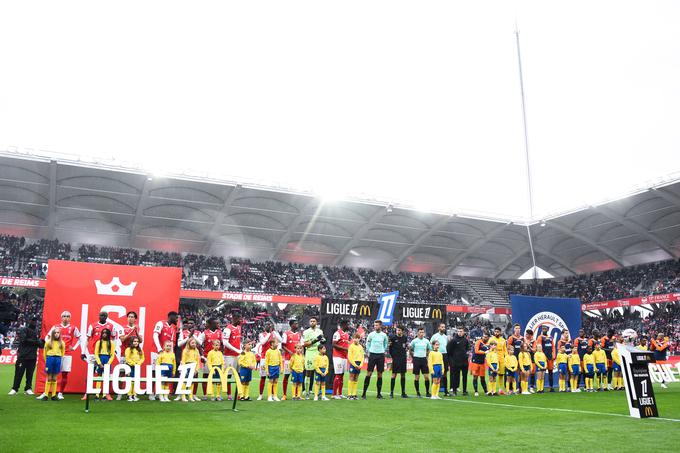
[{"x1": 510, "y1": 294, "x2": 581, "y2": 343}]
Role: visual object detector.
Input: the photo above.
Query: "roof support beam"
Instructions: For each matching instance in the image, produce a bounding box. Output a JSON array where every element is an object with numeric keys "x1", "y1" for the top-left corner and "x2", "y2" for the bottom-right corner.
[
  {"x1": 47, "y1": 160, "x2": 57, "y2": 239},
  {"x1": 493, "y1": 245, "x2": 578, "y2": 278},
  {"x1": 269, "y1": 197, "x2": 319, "y2": 260},
  {"x1": 333, "y1": 206, "x2": 386, "y2": 266},
  {"x1": 202, "y1": 185, "x2": 241, "y2": 254},
  {"x1": 651, "y1": 187, "x2": 680, "y2": 209},
  {"x1": 547, "y1": 220, "x2": 625, "y2": 267},
  {"x1": 595, "y1": 205, "x2": 675, "y2": 258},
  {"x1": 129, "y1": 178, "x2": 151, "y2": 246},
  {"x1": 390, "y1": 215, "x2": 453, "y2": 272},
  {"x1": 446, "y1": 222, "x2": 510, "y2": 277}
]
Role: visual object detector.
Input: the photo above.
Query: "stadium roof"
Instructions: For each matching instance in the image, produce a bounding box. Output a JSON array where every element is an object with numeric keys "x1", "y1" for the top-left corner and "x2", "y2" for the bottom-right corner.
[{"x1": 1, "y1": 152, "x2": 679, "y2": 279}]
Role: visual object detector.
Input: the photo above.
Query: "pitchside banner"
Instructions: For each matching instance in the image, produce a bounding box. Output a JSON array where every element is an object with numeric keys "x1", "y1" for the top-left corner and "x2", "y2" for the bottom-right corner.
[
  {"x1": 321, "y1": 299, "x2": 446, "y2": 324},
  {"x1": 510, "y1": 295, "x2": 581, "y2": 341},
  {"x1": 37, "y1": 260, "x2": 181, "y2": 393}
]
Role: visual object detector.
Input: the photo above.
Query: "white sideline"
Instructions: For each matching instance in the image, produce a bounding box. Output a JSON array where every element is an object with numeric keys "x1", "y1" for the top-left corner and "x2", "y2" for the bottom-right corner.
[{"x1": 440, "y1": 396, "x2": 680, "y2": 423}]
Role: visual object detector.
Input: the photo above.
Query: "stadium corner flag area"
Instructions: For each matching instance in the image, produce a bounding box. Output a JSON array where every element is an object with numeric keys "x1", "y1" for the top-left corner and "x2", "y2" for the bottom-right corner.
[{"x1": 2, "y1": 2, "x2": 680, "y2": 452}]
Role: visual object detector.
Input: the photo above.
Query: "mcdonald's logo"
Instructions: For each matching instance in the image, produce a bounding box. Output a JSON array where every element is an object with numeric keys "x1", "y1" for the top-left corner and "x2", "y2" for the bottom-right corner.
[
  {"x1": 206, "y1": 366, "x2": 242, "y2": 397},
  {"x1": 432, "y1": 308, "x2": 443, "y2": 319},
  {"x1": 644, "y1": 406, "x2": 654, "y2": 417},
  {"x1": 359, "y1": 305, "x2": 371, "y2": 317}
]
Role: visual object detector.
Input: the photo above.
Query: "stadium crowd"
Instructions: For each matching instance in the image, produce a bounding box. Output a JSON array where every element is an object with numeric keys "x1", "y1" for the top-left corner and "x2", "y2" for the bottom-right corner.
[{"x1": 1, "y1": 234, "x2": 679, "y2": 358}]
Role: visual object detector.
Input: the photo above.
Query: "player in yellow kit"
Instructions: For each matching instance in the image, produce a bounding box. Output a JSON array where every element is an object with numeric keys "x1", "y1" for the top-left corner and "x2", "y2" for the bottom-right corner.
[
  {"x1": 593, "y1": 343, "x2": 608, "y2": 391},
  {"x1": 611, "y1": 343, "x2": 623, "y2": 390},
  {"x1": 583, "y1": 347, "x2": 595, "y2": 392},
  {"x1": 505, "y1": 345, "x2": 519, "y2": 394},
  {"x1": 518, "y1": 344, "x2": 532, "y2": 395},
  {"x1": 289, "y1": 344, "x2": 306, "y2": 400},
  {"x1": 238, "y1": 341, "x2": 257, "y2": 401},
  {"x1": 180, "y1": 338, "x2": 201, "y2": 401},
  {"x1": 264, "y1": 339, "x2": 283, "y2": 402},
  {"x1": 534, "y1": 344, "x2": 547, "y2": 393},
  {"x1": 428, "y1": 340, "x2": 445, "y2": 399},
  {"x1": 491, "y1": 327, "x2": 507, "y2": 395},
  {"x1": 124, "y1": 336, "x2": 145, "y2": 401},
  {"x1": 347, "y1": 334, "x2": 365, "y2": 400},
  {"x1": 313, "y1": 344, "x2": 329, "y2": 401},
  {"x1": 555, "y1": 345, "x2": 569, "y2": 392},
  {"x1": 486, "y1": 340, "x2": 499, "y2": 396},
  {"x1": 156, "y1": 340, "x2": 177, "y2": 402},
  {"x1": 568, "y1": 350, "x2": 581, "y2": 393},
  {"x1": 206, "y1": 340, "x2": 225, "y2": 401}
]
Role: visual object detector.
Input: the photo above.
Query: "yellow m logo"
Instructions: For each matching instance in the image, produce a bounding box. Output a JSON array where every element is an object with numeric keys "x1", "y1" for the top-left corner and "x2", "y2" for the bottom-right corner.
[
  {"x1": 644, "y1": 406, "x2": 654, "y2": 417},
  {"x1": 432, "y1": 308, "x2": 443, "y2": 319},
  {"x1": 359, "y1": 305, "x2": 371, "y2": 317},
  {"x1": 206, "y1": 366, "x2": 242, "y2": 397}
]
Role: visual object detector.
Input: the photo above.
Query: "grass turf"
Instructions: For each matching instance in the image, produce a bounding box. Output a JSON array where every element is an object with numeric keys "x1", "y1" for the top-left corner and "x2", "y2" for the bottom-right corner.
[{"x1": 1, "y1": 366, "x2": 679, "y2": 452}]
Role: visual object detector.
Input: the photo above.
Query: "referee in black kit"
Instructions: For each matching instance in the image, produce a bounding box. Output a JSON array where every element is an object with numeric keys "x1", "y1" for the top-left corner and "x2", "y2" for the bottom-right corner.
[{"x1": 388, "y1": 325, "x2": 409, "y2": 398}]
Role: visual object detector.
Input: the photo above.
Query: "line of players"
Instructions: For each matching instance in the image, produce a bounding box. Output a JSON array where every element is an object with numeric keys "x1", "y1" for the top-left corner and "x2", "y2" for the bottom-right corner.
[
  {"x1": 35, "y1": 309, "x2": 672, "y2": 401},
  {"x1": 469, "y1": 323, "x2": 672, "y2": 396}
]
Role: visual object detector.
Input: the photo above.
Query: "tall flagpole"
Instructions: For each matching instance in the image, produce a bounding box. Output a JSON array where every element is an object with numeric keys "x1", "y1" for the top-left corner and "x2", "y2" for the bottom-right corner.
[{"x1": 515, "y1": 23, "x2": 538, "y2": 281}]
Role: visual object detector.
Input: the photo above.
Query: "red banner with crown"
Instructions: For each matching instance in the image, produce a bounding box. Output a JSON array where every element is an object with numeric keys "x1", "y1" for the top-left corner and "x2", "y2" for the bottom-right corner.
[{"x1": 36, "y1": 260, "x2": 181, "y2": 393}]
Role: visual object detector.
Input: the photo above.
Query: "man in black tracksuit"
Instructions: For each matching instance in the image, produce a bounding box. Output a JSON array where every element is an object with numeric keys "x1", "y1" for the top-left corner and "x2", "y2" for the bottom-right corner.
[
  {"x1": 447, "y1": 326, "x2": 470, "y2": 396},
  {"x1": 9, "y1": 317, "x2": 44, "y2": 395}
]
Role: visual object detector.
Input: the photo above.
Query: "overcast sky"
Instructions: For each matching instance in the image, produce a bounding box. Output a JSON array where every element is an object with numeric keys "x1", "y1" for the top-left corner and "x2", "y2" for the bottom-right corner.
[{"x1": 1, "y1": 1, "x2": 679, "y2": 221}]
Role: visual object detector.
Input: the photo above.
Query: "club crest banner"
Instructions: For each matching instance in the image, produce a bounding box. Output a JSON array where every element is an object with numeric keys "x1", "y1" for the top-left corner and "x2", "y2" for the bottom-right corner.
[
  {"x1": 510, "y1": 294, "x2": 581, "y2": 342},
  {"x1": 37, "y1": 260, "x2": 181, "y2": 393}
]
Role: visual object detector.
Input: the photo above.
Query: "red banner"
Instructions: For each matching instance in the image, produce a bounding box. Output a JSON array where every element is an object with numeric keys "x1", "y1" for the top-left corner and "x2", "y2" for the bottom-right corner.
[
  {"x1": 581, "y1": 292, "x2": 680, "y2": 311},
  {"x1": 0, "y1": 276, "x2": 46, "y2": 288},
  {"x1": 36, "y1": 260, "x2": 181, "y2": 393},
  {"x1": 0, "y1": 348, "x2": 17, "y2": 365},
  {"x1": 447, "y1": 305, "x2": 511, "y2": 315},
  {"x1": 179, "y1": 289, "x2": 321, "y2": 305}
]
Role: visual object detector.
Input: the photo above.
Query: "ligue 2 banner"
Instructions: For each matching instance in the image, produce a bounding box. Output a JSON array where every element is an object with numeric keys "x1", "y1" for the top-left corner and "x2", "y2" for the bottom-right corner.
[
  {"x1": 510, "y1": 295, "x2": 581, "y2": 342},
  {"x1": 37, "y1": 260, "x2": 181, "y2": 393},
  {"x1": 321, "y1": 297, "x2": 446, "y2": 324}
]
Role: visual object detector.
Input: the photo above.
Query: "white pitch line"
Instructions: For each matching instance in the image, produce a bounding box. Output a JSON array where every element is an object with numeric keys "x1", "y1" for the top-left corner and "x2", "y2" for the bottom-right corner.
[{"x1": 439, "y1": 396, "x2": 680, "y2": 423}]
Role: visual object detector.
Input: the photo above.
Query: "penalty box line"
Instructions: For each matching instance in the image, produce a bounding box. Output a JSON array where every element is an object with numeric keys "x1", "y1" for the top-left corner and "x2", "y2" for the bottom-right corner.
[{"x1": 438, "y1": 396, "x2": 680, "y2": 423}]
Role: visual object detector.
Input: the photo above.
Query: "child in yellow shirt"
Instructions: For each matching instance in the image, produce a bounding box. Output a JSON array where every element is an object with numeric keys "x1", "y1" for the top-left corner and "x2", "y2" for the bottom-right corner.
[
  {"x1": 505, "y1": 345, "x2": 519, "y2": 394},
  {"x1": 38, "y1": 329, "x2": 65, "y2": 401},
  {"x1": 264, "y1": 339, "x2": 283, "y2": 402},
  {"x1": 534, "y1": 344, "x2": 547, "y2": 393},
  {"x1": 568, "y1": 351, "x2": 581, "y2": 393},
  {"x1": 180, "y1": 338, "x2": 201, "y2": 401},
  {"x1": 289, "y1": 344, "x2": 306, "y2": 400},
  {"x1": 611, "y1": 343, "x2": 623, "y2": 390},
  {"x1": 206, "y1": 340, "x2": 225, "y2": 401},
  {"x1": 555, "y1": 345, "x2": 569, "y2": 392},
  {"x1": 428, "y1": 340, "x2": 445, "y2": 399},
  {"x1": 313, "y1": 344, "x2": 329, "y2": 401},
  {"x1": 124, "y1": 336, "x2": 145, "y2": 401},
  {"x1": 156, "y1": 340, "x2": 177, "y2": 402},
  {"x1": 238, "y1": 341, "x2": 257, "y2": 401}
]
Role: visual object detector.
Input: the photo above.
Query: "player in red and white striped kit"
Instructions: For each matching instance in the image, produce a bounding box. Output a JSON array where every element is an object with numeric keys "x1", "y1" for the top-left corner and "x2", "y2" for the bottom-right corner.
[
  {"x1": 332, "y1": 319, "x2": 350, "y2": 399},
  {"x1": 81, "y1": 311, "x2": 118, "y2": 400},
  {"x1": 222, "y1": 312, "x2": 243, "y2": 399},
  {"x1": 281, "y1": 319, "x2": 303, "y2": 400},
  {"x1": 152, "y1": 311, "x2": 179, "y2": 400},
  {"x1": 45, "y1": 311, "x2": 82, "y2": 399},
  {"x1": 198, "y1": 317, "x2": 223, "y2": 399}
]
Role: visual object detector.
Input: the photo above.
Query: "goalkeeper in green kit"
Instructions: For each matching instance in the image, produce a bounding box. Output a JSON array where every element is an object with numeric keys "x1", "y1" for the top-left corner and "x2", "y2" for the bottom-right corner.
[{"x1": 302, "y1": 317, "x2": 325, "y2": 399}]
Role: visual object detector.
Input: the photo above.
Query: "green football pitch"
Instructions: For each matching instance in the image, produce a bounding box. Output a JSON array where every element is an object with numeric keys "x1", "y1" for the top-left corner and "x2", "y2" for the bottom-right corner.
[{"x1": 1, "y1": 366, "x2": 679, "y2": 452}]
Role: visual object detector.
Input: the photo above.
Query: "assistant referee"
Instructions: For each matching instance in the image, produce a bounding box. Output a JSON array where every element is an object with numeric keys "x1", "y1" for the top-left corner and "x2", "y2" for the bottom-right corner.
[{"x1": 362, "y1": 320, "x2": 388, "y2": 399}]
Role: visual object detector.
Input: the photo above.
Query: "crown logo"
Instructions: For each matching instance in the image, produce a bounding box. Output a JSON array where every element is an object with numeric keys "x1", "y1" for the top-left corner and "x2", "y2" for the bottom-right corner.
[{"x1": 95, "y1": 277, "x2": 137, "y2": 296}]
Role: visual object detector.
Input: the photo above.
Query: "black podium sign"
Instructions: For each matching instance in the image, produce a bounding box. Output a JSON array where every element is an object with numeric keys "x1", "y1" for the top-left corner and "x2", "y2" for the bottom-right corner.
[{"x1": 619, "y1": 346, "x2": 659, "y2": 418}]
